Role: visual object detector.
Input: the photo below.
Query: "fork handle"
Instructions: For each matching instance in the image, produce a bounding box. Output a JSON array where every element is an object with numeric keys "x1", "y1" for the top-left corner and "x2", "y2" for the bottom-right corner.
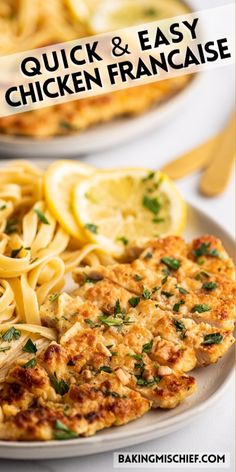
[{"x1": 199, "y1": 113, "x2": 235, "y2": 196}]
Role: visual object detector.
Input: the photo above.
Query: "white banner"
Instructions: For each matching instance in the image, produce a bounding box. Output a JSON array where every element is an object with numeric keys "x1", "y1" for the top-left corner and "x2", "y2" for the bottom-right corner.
[{"x1": 0, "y1": 3, "x2": 234, "y2": 117}]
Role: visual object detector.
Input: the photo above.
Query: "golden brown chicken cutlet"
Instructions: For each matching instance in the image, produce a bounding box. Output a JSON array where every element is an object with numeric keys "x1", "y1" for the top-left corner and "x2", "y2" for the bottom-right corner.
[
  {"x1": 0, "y1": 235, "x2": 235, "y2": 441},
  {"x1": 0, "y1": 372, "x2": 150, "y2": 440},
  {"x1": 0, "y1": 77, "x2": 190, "y2": 138}
]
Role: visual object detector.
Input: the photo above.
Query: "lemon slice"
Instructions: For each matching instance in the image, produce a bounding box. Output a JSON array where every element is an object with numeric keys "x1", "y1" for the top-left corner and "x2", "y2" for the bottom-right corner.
[
  {"x1": 73, "y1": 168, "x2": 187, "y2": 256},
  {"x1": 89, "y1": 0, "x2": 190, "y2": 33},
  {"x1": 44, "y1": 160, "x2": 94, "y2": 240},
  {"x1": 65, "y1": 0, "x2": 90, "y2": 22}
]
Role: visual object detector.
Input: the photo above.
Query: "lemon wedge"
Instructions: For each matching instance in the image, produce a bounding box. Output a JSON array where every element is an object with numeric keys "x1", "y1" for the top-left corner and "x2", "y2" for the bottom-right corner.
[
  {"x1": 73, "y1": 168, "x2": 187, "y2": 256},
  {"x1": 44, "y1": 160, "x2": 94, "y2": 240},
  {"x1": 89, "y1": 0, "x2": 190, "y2": 33},
  {"x1": 65, "y1": 0, "x2": 90, "y2": 23}
]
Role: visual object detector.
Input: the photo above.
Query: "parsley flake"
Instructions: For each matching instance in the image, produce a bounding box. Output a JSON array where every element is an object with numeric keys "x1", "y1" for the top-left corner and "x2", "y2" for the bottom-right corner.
[
  {"x1": 2, "y1": 327, "x2": 21, "y2": 342},
  {"x1": 191, "y1": 304, "x2": 211, "y2": 313},
  {"x1": 173, "y1": 300, "x2": 185, "y2": 312},
  {"x1": 128, "y1": 297, "x2": 141, "y2": 308},
  {"x1": 23, "y1": 339, "x2": 37, "y2": 354},
  {"x1": 202, "y1": 282, "x2": 217, "y2": 291},
  {"x1": 142, "y1": 287, "x2": 151, "y2": 300},
  {"x1": 161, "y1": 257, "x2": 181, "y2": 270},
  {"x1": 193, "y1": 243, "x2": 220, "y2": 259},
  {"x1": 50, "y1": 374, "x2": 69, "y2": 395},
  {"x1": 117, "y1": 236, "x2": 129, "y2": 246},
  {"x1": 34, "y1": 208, "x2": 50, "y2": 225},
  {"x1": 85, "y1": 223, "x2": 98, "y2": 234},
  {"x1": 177, "y1": 286, "x2": 189, "y2": 295},
  {"x1": 99, "y1": 365, "x2": 112, "y2": 373},
  {"x1": 54, "y1": 420, "x2": 77, "y2": 440},
  {"x1": 143, "y1": 195, "x2": 161, "y2": 215},
  {"x1": 202, "y1": 333, "x2": 223, "y2": 345},
  {"x1": 23, "y1": 358, "x2": 37, "y2": 369},
  {"x1": 142, "y1": 340, "x2": 153, "y2": 353}
]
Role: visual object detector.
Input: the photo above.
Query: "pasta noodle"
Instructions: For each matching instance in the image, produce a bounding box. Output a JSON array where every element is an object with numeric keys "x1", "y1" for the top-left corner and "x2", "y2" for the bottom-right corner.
[
  {"x1": 0, "y1": 160, "x2": 105, "y2": 378},
  {"x1": 0, "y1": 0, "x2": 90, "y2": 55}
]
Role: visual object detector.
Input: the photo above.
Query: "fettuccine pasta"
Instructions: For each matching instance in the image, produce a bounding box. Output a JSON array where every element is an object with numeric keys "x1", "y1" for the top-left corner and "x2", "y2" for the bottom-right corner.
[{"x1": 0, "y1": 160, "x2": 109, "y2": 377}]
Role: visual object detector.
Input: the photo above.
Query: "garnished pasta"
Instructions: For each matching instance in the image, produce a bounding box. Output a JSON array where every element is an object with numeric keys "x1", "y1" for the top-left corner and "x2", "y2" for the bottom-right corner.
[{"x1": 0, "y1": 160, "x2": 107, "y2": 377}]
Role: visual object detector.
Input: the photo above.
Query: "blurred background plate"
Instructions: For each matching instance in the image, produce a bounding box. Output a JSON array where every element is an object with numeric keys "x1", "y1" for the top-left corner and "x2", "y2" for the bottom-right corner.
[{"x1": 0, "y1": 74, "x2": 200, "y2": 158}]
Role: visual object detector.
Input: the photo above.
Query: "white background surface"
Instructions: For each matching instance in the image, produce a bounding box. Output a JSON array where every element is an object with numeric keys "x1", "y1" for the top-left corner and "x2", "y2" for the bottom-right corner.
[{"x1": 0, "y1": 0, "x2": 235, "y2": 470}]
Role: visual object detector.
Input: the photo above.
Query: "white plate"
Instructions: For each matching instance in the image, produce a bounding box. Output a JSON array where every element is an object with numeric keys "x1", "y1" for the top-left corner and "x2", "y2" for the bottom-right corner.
[
  {"x1": 0, "y1": 75, "x2": 200, "y2": 158},
  {"x1": 0, "y1": 160, "x2": 234, "y2": 459}
]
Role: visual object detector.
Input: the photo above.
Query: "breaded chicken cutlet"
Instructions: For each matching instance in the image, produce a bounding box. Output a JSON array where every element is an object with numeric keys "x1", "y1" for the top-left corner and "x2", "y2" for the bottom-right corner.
[
  {"x1": 0, "y1": 77, "x2": 190, "y2": 138},
  {"x1": 0, "y1": 235, "x2": 235, "y2": 441}
]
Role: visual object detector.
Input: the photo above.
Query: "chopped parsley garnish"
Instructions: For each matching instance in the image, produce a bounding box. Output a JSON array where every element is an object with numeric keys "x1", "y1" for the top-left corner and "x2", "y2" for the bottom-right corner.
[
  {"x1": 174, "y1": 319, "x2": 186, "y2": 333},
  {"x1": 173, "y1": 300, "x2": 185, "y2": 312},
  {"x1": 134, "y1": 274, "x2": 143, "y2": 281},
  {"x1": 50, "y1": 374, "x2": 69, "y2": 395},
  {"x1": 177, "y1": 286, "x2": 189, "y2": 295},
  {"x1": 144, "y1": 7, "x2": 157, "y2": 17},
  {"x1": 59, "y1": 120, "x2": 76, "y2": 131},
  {"x1": 49, "y1": 293, "x2": 61, "y2": 302},
  {"x1": 103, "y1": 390, "x2": 126, "y2": 398},
  {"x1": 23, "y1": 338, "x2": 37, "y2": 354},
  {"x1": 152, "y1": 217, "x2": 165, "y2": 223},
  {"x1": 191, "y1": 304, "x2": 211, "y2": 313},
  {"x1": 85, "y1": 223, "x2": 98, "y2": 234},
  {"x1": 161, "y1": 268, "x2": 170, "y2": 285},
  {"x1": 0, "y1": 346, "x2": 11, "y2": 352},
  {"x1": 11, "y1": 246, "x2": 23, "y2": 258},
  {"x1": 161, "y1": 291, "x2": 173, "y2": 298},
  {"x1": 143, "y1": 195, "x2": 161, "y2": 215},
  {"x1": 195, "y1": 271, "x2": 210, "y2": 281},
  {"x1": 2, "y1": 327, "x2": 21, "y2": 342},
  {"x1": 99, "y1": 365, "x2": 112, "y2": 373},
  {"x1": 128, "y1": 297, "x2": 141, "y2": 308},
  {"x1": 85, "y1": 318, "x2": 96, "y2": 328},
  {"x1": 142, "y1": 171, "x2": 155, "y2": 181},
  {"x1": 67, "y1": 359, "x2": 76, "y2": 366},
  {"x1": 98, "y1": 316, "x2": 123, "y2": 327},
  {"x1": 152, "y1": 286, "x2": 160, "y2": 294},
  {"x1": 0, "y1": 204, "x2": 7, "y2": 211},
  {"x1": 5, "y1": 218, "x2": 18, "y2": 235},
  {"x1": 23, "y1": 358, "x2": 37, "y2": 369},
  {"x1": 130, "y1": 353, "x2": 143, "y2": 361},
  {"x1": 136, "y1": 376, "x2": 160, "y2": 387},
  {"x1": 202, "y1": 282, "x2": 217, "y2": 291},
  {"x1": 197, "y1": 258, "x2": 205, "y2": 265},
  {"x1": 117, "y1": 236, "x2": 129, "y2": 246},
  {"x1": 202, "y1": 333, "x2": 223, "y2": 345},
  {"x1": 161, "y1": 257, "x2": 181, "y2": 270},
  {"x1": 144, "y1": 251, "x2": 153, "y2": 260},
  {"x1": 142, "y1": 287, "x2": 151, "y2": 300},
  {"x1": 142, "y1": 340, "x2": 153, "y2": 353},
  {"x1": 193, "y1": 243, "x2": 220, "y2": 259},
  {"x1": 34, "y1": 208, "x2": 50, "y2": 225},
  {"x1": 114, "y1": 299, "x2": 123, "y2": 316},
  {"x1": 53, "y1": 420, "x2": 77, "y2": 440}
]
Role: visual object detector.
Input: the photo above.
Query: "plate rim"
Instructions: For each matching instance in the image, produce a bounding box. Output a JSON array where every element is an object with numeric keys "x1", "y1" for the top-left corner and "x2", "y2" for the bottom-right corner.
[{"x1": 0, "y1": 198, "x2": 234, "y2": 454}]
